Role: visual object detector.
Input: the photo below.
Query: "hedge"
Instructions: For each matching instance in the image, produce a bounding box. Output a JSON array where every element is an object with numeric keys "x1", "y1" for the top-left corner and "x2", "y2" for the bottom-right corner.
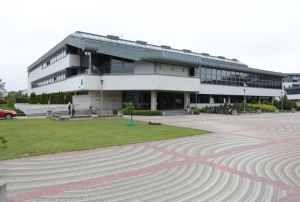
[
  {"x1": 248, "y1": 104, "x2": 277, "y2": 111},
  {"x1": 191, "y1": 109, "x2": 200, "y2": 114},
  {"x1": 113, "y1": 110, "x2": 161, "y2": 116}
]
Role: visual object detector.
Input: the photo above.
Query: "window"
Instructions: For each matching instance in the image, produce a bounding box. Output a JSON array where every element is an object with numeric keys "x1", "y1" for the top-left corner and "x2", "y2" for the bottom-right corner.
[{"x1": 77, "y1": 91, "x2": 89, "y2": 95}]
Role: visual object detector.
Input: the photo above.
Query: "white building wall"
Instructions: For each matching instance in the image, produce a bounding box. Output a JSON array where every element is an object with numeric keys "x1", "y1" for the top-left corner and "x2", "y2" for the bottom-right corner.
[
  {"x1": 156, "y1": 64, "x2": 189, "y2": 76},
  {"x1": 134, "y1": 61, "x2": 154, "y2": 74},
  {"x1": 69, "y1": 54, "x2": 80, "y2": 67},
  {"x1": 200, "y1": 84, "x2": 282, "y2": 97}
]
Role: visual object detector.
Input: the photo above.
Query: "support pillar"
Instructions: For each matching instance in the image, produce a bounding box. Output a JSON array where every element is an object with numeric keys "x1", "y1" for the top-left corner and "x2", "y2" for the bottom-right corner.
[
  {"x1": 258, "y1": 97, "x2": 261, "y2": 104},
  {"x1": 227, "y1": 95, "x2": 230, "y2": 104},
  {"x1": 184, "y1": 91, "x2": 190, "y2": 109},
  {"x1": 151, "y1": 90, "x2": 157, "y2": 110},
  {"x1": 0, "y1": 182, "x2": 7, "y2": 202},
  {"x1": 271, "y1": 97, "x2": 274, "y2": 104},
  {"x1": 209, "y1": 94, "x2": 212, "y2": 106}
]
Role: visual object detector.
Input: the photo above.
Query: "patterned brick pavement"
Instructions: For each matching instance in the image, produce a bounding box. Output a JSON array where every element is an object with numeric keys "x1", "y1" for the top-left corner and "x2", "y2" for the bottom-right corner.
[{"x1": 1, "y1": 113, "x2": 300, "y2": 202}]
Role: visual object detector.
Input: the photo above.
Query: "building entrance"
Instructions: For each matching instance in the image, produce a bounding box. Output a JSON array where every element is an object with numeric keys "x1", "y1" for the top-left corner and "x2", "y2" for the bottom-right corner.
[{"x1": 157, "y1": 92, "x2": 184, "y2": 110}]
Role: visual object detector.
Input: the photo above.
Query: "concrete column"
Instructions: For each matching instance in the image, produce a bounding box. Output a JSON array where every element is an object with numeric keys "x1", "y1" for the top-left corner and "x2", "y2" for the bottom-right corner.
[
  {"x1": 151, "y1": 90, "x2": 157, "y2": 110},
  {"x1": 209, "y1": 94, "x2": 212, "y2": 106},
  {"x1": 184, "y1": 91, "x2": 190, "y2": 109},
  {"x1": 0, "y1": 182, "x2": 7, "y2": 202},
  {"x1": 258, "y1": 97, "x2": 261, "y2": 104},
  {"x1": 227, "y1": 95, "x2": 230, "y2": 104},
  {"x1": 271, "y1": 97, "x2": 274, "y2": 104}
]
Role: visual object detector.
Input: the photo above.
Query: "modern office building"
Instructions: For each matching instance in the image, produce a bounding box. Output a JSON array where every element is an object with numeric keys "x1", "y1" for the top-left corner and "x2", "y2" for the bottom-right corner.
[
  {"x1": 282, "y1": 73, "x2": 300, "y2": 104},
  {"x1": 27, "y1": 31, "x2": 286, "y2": 111}
]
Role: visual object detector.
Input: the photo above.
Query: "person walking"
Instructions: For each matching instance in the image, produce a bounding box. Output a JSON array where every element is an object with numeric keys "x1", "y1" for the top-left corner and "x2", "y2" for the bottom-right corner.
[
  {"x1": 72, "y1": 102, "x2": 75, "y2": 116},
  {"x1": 187, "y1": 101, "x2": 191, "y2": 114},
  {"x1": 68, "y1": 102, "x2": 71, "y2": 116}
]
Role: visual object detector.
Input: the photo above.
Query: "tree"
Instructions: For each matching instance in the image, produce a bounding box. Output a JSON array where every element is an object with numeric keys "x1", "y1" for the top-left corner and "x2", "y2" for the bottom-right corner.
[
  {"x1": 123, "y1": 102, "x2": 135, "y2": 125},
  {"x1": 50, "y1": 92, "x2": 56, "y2": 104},
  {"x1": 40, "y1": 92, "x2": 48, "y2": 104},
  {"x1": 0, "y1": 134, "x2": 9, "y2": 148},
  {"x1": 0, "y1": 79, "x2": 6, "y2": 97},
  {"x1": 8, "y1": 99, "x2": 14, "y2": 108},
  {"x1": 29, "y1": 92, "x2": 38, "y2": 104},
  {"x1": 57, "y1": 91, "x2": 65, "y2": 104},
  {"x1": 65, "y1": 92, "x2": 72, "y2": 104},
  {"x1": 292, "y1": 100, "x2": 298, "y2": 109}
]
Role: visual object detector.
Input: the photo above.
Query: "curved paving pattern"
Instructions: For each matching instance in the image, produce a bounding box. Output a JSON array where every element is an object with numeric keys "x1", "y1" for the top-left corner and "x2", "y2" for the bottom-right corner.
[{"x1": 1, "y1": 112, "x2": 300, "y2": 202}]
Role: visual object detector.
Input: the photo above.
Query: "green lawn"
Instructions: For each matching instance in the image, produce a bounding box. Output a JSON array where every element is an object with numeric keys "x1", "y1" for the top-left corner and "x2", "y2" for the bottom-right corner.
[{"x1": 0, "y1": 118, "x2": 212, "y2": 161}]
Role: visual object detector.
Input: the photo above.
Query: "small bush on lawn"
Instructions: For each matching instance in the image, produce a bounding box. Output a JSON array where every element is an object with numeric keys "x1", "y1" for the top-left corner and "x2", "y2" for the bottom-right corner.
[
  {"x1": 261, "y1": 99, "x2": 270, "y2": 105},
  {"x1": 191, "y1": 109, "x2": 200, "y2": 114},
  {"x1": 248, "y1": 104, "x2": 277, "y2": 111},
  {"x1": 0, "y1": 134, "x2": 9, "y2": 148},
  {"x1": 114, "y1": 110, "x2": 161, "y2": 116}
]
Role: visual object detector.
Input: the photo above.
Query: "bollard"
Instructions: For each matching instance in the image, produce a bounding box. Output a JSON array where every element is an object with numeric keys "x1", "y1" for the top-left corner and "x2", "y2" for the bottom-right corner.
[
  {"x1": 0, "y1": 182, "x2": 7, "y2": 202},
  {"x1": 161, "y1": 112, "x2": 166, "y2": 116},
  {"x1": 231, "y1": 110, "x2": 237, "y2": 115},
  {"x1": 292, "y1": 108, "x2": 296, "y2": 113},
  {"x1": 275, "y1": 109, "x2": 279, "y2": 113},
  {"x1": 256, "y1": 109, "x2": 261, "y2": 114}
]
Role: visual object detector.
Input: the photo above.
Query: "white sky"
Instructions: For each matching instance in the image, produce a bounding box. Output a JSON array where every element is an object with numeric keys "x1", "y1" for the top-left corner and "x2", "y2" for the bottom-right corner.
[{"x1": 0, "y1": 0, "x2": 299, "y2": 91}]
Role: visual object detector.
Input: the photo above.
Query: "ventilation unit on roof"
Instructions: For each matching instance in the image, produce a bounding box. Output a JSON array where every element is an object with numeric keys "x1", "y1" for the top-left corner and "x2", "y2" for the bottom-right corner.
[
  {"x1": 107, "y1": 35, "x2": 119, "y2": 40},
  {"x1": 161, "y1": 45, "x2": 171, "y2": 49},
  {"x1": 217, "y1": 56, "x2": 225, "y2": 59},
  {"x1": 136, "y1": 40, "x2": 147, "y2": 45},
  {"x1": 201, "y1": 53, "x2": 210, "y2": 56},
  {"x1": 232, "y1": 58, "x2": 239, "y2": 62},
  {"x1": 183, "y1": 49, "x2": 191, "y2": 53}
]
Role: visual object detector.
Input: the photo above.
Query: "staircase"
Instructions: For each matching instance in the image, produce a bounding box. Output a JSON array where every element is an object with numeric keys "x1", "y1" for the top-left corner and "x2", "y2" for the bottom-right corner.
[{"x1": 161, "y1": 109, "x2": 193, "y2": 116}]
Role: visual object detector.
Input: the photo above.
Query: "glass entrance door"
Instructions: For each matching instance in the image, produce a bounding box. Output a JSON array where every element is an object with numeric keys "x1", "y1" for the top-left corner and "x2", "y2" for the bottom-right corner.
[{"x1": 157, "y1": 92, "x2": 184, "y2": 110}]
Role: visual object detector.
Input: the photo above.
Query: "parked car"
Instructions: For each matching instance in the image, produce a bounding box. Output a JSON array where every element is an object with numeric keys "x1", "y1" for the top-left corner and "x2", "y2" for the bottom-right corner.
[{"x1": 0, "y1": 109, "x2": 18, "y2": 119}]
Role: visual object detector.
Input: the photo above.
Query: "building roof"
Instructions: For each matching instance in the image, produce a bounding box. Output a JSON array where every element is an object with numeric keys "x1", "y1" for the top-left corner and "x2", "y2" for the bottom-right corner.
[{"x1": 27, "y1": 31, "x2": 287, "y2": 77}]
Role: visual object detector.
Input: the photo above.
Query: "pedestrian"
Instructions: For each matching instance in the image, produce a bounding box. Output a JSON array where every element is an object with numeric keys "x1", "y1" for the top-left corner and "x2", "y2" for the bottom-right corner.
[
  {"x1": 68, "y1": 102, "x2": 71, "y2": 116},
  {"x1": 187, "y1": 101, "x2": 191, "y2": 114},
  {"x1": 72, "y1": 102, "x2": 75, "y2": 116}
]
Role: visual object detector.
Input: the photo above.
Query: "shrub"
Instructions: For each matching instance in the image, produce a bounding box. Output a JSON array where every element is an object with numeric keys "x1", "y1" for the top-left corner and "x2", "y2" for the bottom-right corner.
[
  {"x1": 245, "y1": 107, "x2": 255, "y2": 112},
  {"x1": 261, "y1": 99, "x2": 270, "y2": 105},
  {"x1": 250, "y1": 99, "x2": 258, "y2": 104},
  {"x1": 114, "y1": 110, "x2": 161, "y2": 116},
  {"x1": 29, "y1": 92, "x2": 38, "y2": 104},
  {"x1": 297, "y1": 106, "x2": 300, "y2": 111},
  {"x1": 40, "y1": 92, "x2": 48, "y2": 104},
  {"x1": 0, "y1": 104, "x2": 25, "y2": 116},
  {"x1": 199, "y1": 108, "x2": 207, "y2": 112},
  {"x1": 292, "y1": 100, "x2": 298, "y2": 109},
  {"x1": 248, "y1": 104, "x2": 277, "y2": 111},
  {"x1": 57, "y1": 91, "x2": 65, "y2": 104},
  {"x1": 16, "y1": 97, "x2": 28, "y2": 103},
  {"x1": 50, "y1": 93, "x2": 56, "y2": 104},
  {"x1": 8, "y1": 99, "x2": 14, "y2": 108},
  {"x1": 65, "y1": 92, "x2": 73, "y2": 104},
  {"x1": 232, "y1": 101, "x2": 243, "y2": 111},
  {"x1": 0, "y1": 134, "x2": 9, "y2": 148},
  {"x1": 191, "y1": 109, "x2": 200, "y2": 114},
  {"x1": 0, "y1": 100, "x2": 7, "y2": 104}
]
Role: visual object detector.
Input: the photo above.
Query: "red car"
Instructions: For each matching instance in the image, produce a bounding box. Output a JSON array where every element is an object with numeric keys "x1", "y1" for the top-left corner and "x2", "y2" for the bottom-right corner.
[{"x1": 0, "y1": 108, "x2": 18, "y2": 119}]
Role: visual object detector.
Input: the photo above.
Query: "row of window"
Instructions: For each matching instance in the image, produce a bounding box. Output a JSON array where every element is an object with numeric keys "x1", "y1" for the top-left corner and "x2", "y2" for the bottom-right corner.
[
  {"x1": 287, "y1": 90, "x2": 300, "y2": 95},
  {"x1": 195, "y1": 67, "x2": 282, "y2": 89},
  {"x1": 32, "y1": 71, "x2": 66, "y2": 88}
]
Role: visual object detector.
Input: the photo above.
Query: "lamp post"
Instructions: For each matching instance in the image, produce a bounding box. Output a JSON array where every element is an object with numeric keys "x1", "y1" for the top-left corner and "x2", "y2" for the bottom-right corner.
[
  {"x1": 281, "y1": 92, "x2": 283, "y2": 111},
  {"x1": 244, "y1": 89, "x2": 246, "y2": 112},
  {"x1": 101, "y1": 80, "x2": 103, "y2": 119}
]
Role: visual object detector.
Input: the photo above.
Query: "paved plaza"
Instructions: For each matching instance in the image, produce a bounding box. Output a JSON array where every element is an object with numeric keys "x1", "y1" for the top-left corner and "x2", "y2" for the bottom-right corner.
[{"x1": 1, "y1": 113, "x2": 300, "y2": 202}]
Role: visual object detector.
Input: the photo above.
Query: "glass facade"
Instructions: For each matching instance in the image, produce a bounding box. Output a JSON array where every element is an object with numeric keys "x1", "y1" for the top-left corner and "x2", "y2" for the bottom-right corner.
[
  {"x1": 92, "y1": 54, "x2": 134, "y2": 74},
  {"x1": 197, "y1": 67, "x2": 282, "y2": 89},
  {"x1": 31, "y1": 70, "x2": 66, "y2": 88},
  {"x1": 122, "y1": 91, "x2": 151, "y2": 110}
]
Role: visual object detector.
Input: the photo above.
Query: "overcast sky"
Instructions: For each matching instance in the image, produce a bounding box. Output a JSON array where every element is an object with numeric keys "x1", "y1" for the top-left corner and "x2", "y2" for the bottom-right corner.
[{"x1": 0, "y1": 0, "x2": 299, "y2": 92}]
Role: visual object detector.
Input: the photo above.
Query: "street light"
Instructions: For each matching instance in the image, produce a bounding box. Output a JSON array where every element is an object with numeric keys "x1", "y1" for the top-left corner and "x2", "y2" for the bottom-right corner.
[
  {"x1": 244, "y1": 89, "x2": 246, "y2": 112},
  {"x1": 101, "y1": 80, "x2": 103, "y2": 119},
  {"x1": 282, "y1": 93, "x2": 284, "y2": 110}
]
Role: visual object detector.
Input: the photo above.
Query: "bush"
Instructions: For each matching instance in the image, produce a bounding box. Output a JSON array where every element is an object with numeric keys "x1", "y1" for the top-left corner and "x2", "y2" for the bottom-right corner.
[
  {"x1": 245, "y1": 107, "x2": 255, "y2": 112},
  {"x1": 57, "y1": 91, "x2": 65, "y2": 104},
  {"x1": 297, "y1": 106, "x2": 300, "y2": 111},
  {"x1": 232, "y1": 101, "x2": 243, "y2": 111},
  {"x1": 50, "y1": 92, "x2": 56, "y2": 104},
  {"x1": 16, "y1": 97, "x2": 28, "y2": 103},
  {"x1": 250, "y1": 99, "x2": 258, "y2": 104},
  {"x1": 0, "y1": 100, "x2": 7, "y2": 104},
  {"x1": 29, "y1": 92, "x2": 38, "y2": 104},
  {"x1": 248, "y1": 104, "x2": 277, "y2": 111},
  {"x1": 191, "y1": 109, "x2": 200, "y2": 114},
  {"x1": 292, "y1": 100, "x2": 298, "y2": 109},
  {"x1": 261, "y1": 99, "x2": 270, "y2": 105},
  {"x1": 40, "y1": 92, "x2": 48, "y2": 104},
  {"x1": 65, "y1": 92, "x2": 73, "y2": 104},
  {"x1": 8, "y1": 99, "x2": 13, "y2": 108},
  {"x1": 113, "y1": 110, "x2": 161, "y2": 116},
  {"x1": 199, "y1": 108, "x2": 207, "y2": 112}
]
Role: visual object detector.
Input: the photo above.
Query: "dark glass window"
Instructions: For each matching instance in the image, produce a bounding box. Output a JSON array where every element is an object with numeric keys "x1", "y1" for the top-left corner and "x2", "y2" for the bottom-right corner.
[
  {"x1": 212, "y1": 69, "x2": 216, "y2": 75},
  {"x1": 206, "y1": 75, "x2": 211, "y2": 84},
  {"x1": 217, "y1": 70, "x2": 222, "y2": 75},
  {"x1": 207, "y1": 68, "x2": 212, "y2": 74},
  {"x1": 201, "y1": 67, "x2": 206, "y2": 74},
  {"x1": 201, "y1": 74, "x2": 206, "y2": 83}
]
